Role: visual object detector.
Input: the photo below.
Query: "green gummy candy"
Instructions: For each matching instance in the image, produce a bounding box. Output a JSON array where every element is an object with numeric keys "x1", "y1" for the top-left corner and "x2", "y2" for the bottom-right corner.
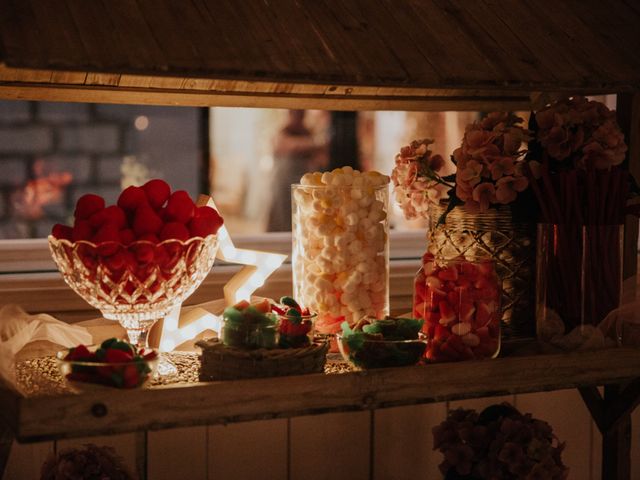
[
  {"x1": 279, "y1": 296, "x2": 300, "y2": 310},
  {"x1": 100, "y1": 338, "x2": 119, "y2": 349},
  {"x1": 223, "y1": 307, "x2": 244, "y2": 324}
]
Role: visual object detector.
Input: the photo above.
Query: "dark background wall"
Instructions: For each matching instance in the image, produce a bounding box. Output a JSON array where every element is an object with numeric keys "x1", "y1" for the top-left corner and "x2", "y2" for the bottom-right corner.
[{"x1": 0, "y1": 101, "x2": 204, "y2": 239}]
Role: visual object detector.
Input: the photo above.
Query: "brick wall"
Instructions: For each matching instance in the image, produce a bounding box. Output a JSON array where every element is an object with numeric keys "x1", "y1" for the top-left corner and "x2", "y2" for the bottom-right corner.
[{"x1": 0, "y1": 101, "x2": 203, "y2": 239}]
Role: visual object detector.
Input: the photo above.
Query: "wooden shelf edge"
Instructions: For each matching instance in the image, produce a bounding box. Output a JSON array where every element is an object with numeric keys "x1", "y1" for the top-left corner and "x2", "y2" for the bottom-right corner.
[{"x1": 10, "y1": 347, "x2": 640, "y2": 442}]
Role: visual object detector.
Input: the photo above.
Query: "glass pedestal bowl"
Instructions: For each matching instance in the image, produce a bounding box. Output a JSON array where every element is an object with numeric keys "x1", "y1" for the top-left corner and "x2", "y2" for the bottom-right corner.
[{"x1": 48, "y1": 235, "x2": 219, "y2": 375}]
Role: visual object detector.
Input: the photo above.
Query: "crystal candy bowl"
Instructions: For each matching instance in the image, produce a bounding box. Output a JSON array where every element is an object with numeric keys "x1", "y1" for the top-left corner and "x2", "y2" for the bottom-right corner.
[
  {"x1": 336, "y1": 333, "x2": 426, "y2": 369},
  {"x1": 56, "y1": 346, "x2": 159, "y2": 390},
  {"x1": 48, "y1": 235, "x2": 218, "y2": 346}
]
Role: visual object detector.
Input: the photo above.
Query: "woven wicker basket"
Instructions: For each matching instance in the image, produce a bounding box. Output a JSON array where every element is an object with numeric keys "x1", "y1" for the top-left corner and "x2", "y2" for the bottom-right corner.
[
  {"x1": 196, "y1": 338, "x2": 329, "y2": 381},
  {"x1": 428, "y1": 204, "x2": 536, "y2": 339}
]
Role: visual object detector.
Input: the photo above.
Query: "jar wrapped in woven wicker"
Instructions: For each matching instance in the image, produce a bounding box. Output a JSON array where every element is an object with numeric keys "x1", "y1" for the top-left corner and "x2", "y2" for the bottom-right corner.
[{"x1": 427, "y1": 204, "x2": 536, "y2": 339}]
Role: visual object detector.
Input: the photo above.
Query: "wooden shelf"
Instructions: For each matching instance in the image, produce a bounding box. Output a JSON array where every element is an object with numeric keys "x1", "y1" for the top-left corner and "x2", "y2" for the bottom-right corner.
[{"x1": 3, "y1": 347, "x2": 640, "y2": 443}]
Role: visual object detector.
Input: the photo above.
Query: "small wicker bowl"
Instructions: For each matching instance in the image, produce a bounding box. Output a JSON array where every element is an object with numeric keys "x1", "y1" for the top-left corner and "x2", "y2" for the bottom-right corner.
[{"x1": 196, "y1": 338, "x2": 329, "y2": 381}]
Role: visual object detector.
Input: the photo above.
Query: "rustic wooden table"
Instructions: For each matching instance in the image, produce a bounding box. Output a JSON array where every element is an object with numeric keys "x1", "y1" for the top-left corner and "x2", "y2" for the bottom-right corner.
[{"x1": 1, "y1": 346, "x2": 639, "y2": 479}]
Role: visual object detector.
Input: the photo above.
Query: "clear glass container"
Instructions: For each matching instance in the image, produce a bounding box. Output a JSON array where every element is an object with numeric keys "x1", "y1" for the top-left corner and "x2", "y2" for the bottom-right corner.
[
  {"x1": 536, "y1": 223, "x2": 623, "y2": 349},
  {"x1": 414, "y1": 255, "x2": 501, "y2": 362},
  {"x1": 48, "y1": 235, "x2": 219, "y2": 348},
  {"x1": 291, "y1": 181, "x2": 390, "y2": 347},
  {"x1": 221, "y1": 320, "x2": 277, "y2": 349}
]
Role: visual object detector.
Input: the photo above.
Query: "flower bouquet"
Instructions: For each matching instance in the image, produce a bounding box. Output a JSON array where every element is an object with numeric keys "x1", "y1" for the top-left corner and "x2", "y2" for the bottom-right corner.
[
  {"x1": 392, "y1": 113, "x2": 538, "y2": 339},
  {"x1": 391, "y1": 113, "x2": 533, "y2": 222},
  {"x1": 432, "y1": 403, "x2": 569, "y2": 480},
  {"x1": 527, "y1": 96, "x2": 638, "y2": 348}
]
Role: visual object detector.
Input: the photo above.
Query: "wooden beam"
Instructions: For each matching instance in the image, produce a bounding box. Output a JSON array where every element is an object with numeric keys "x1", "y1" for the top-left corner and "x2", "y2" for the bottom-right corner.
[
  {"x1": 10, "y1": 347, "x2": 640, "y2": 442},
  {"x1": 0, "y1": 82, "x2": 534, "y2": 112}
]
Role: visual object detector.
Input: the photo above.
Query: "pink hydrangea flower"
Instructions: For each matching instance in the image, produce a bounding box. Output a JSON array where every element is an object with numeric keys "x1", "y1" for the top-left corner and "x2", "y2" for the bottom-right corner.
[
  {"x1": 535, "y1": 96, "x2": 627, "y2": 170},
  {"x1": 391, "y1": 138, "x2": 453, "y2": 219},
  {"x1": 454, "y1": 112, "x2": 531, "y2": 212},
  {"x1": 496, "y1": 175, "x2": 529, "y2": 204},
  {"x1": 472, "y1": 182, "x2": 496, "y2": 212},
  {"x1": 433, "y1": 403, "x2": 569, "y2": 480}
]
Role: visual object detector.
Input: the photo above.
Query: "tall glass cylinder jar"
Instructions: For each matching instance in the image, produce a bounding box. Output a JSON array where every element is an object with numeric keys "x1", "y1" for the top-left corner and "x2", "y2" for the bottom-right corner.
[
  {"x1": 292, "y1": 174, "x2": 390, "y2": 345},
  {"x1": 536, "y1": 223, "x2": 623, "y2": 349}
]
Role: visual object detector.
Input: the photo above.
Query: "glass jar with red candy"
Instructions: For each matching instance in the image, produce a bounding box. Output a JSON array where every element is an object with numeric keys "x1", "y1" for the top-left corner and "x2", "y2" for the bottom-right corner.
[{"x1": 413, "y1": 254, "x2": 501, "y2": 362}]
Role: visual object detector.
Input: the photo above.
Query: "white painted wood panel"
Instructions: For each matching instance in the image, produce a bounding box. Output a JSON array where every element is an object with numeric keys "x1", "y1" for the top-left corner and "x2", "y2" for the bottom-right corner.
[
  {"x1": 3, "y1": 441, "x2": 52, "y2": 480},
  {"x1": 148, "y1": 427, "x2": 208, "y2": 480},
  {"x1": 208, "y1": 419, "x2": 287, "y2": 480},
  {"x1": 449, "y1": 395, "x2": 517, "y2": 413},
  {"x1": 290, "y1": 411, "x2": 370, "y2": 480},
  {"x1": 374, "y1": 403, "x2": 447, "y2": 480}
]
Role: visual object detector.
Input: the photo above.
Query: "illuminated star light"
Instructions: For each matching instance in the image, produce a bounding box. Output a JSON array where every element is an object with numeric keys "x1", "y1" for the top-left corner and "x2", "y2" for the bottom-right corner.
[{"x1": 158, "y1": 195, "x2": 287, "y2": 352}]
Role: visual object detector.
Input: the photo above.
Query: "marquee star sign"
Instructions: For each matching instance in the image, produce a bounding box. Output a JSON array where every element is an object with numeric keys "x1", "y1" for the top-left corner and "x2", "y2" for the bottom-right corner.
[{"x1": 157, "y1": 195, "x2": 287, "y2": 352}]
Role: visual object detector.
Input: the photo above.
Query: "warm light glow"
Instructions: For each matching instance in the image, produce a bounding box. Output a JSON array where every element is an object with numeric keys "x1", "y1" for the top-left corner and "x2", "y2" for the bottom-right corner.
[
  {"x1": 159, "y1": 307, "x2": 223, "y2": 352},
  {"x1": 198, "y1": 195, "x2": 287, "y2": 305},
  {"x1": 157, "y1": 195, "x2": 286, "y2": 351},
  {"x1": 134, "y1": 115, "x2": 149, "y2": 131}
]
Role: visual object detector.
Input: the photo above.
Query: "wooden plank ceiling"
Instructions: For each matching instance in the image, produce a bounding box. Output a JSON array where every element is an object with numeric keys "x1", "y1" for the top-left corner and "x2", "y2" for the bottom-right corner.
[{"x1": 0, "y1": 0, "x2": 638, "y2": 110}]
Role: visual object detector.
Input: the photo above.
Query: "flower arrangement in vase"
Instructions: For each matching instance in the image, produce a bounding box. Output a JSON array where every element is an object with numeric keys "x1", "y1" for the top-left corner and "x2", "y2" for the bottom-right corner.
[
  {"x1": 528, "y1": 96, "x2": 638, "y2": 349},
  {"x1": 432, "y1": 403, "x2": 569, "y2": 480},
  {"x1": 392, "y1": 113, "x2": 538, "y2": 340}
]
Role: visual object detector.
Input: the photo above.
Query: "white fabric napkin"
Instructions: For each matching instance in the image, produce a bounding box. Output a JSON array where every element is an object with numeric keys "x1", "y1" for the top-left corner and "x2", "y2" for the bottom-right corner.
[{"x1": 0, "y1": 304, "x2": 92, "y2": 383}]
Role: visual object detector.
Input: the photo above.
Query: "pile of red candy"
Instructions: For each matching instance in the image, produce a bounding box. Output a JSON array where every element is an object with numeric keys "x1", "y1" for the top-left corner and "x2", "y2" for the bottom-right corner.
[
  {"x1": 61, "y1": 338, "x2": 158, "y2": 389},
  {"x1": 413, "y1": 254, "x2": 501, "y2": 362},
  {"x1": 51, "y1": 179, "x2": 223, "y2": 244}
]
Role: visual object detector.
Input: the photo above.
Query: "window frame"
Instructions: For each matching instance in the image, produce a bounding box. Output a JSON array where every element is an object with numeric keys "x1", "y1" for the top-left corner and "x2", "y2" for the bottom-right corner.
[{"x1": 0, "y1": 231, "x2": 426, "y2": 319}]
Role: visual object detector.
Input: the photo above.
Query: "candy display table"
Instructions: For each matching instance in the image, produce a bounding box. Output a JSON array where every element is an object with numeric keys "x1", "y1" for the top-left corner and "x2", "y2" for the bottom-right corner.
[{"x1": 1, "y1": 345, "x2": 639, "y2": 479}]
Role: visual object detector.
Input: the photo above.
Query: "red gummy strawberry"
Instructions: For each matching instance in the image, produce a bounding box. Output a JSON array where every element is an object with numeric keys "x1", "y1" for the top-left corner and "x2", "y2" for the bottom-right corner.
[
  {"x1": 105, "y1": 348, "x2": 134, "y2": 363},
  {"x1": 138, "y1": 233, "x2": 160, "y2": 243},
  {"x1": 72, "y1": 219, "x2": 93, "y2": 241},
  {"x1": 118, "y1": 185, "x2": 148, "y2": 212},
  {"x1": 89, "y1": 205, "x2": 127, "y2": 230},
  {"x1": 93, "y1": 223, "x2": 120, "y2": 244},
  {"x1": 133, "y1": 205, "x2": 163, "y2": 236},
  {"x1": 52, "y1": 223, "x2": 73, "y2": 240},
  {"x1": 165, "y1": 190, "x2": 196, "y2": 223},
  {"x1": 74, "y1": 194, "x2": 105, "y2": 220},
  {"x1": 159, "y1": 222, "x2": 190, "y2": 241},
  {"x1": 189, "y1": 206, "x2": 223, "y2": 237},
  {"x1": 142, "y1": 179, "x2": 171, "y2": 209},
  {"x1": 65, "y1": 344, "x2": 93, "y2": 361},
  {"x1": 123, "y1": 364, "x2": 141, "y2": 388},
  {"x1": 119, "y1": 229, "x2": 135, "y2": 245},
  {"x1": 104, "y1": 251, "x2": 126, "y2": 272},
  {"x1": 133, "y1": 243, "x2": 155, "y2": 264}
]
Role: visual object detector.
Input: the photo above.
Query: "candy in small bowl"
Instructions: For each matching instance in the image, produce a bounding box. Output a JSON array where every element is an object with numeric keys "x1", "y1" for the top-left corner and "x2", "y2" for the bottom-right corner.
[
  {"x1": 336, "y1": 316, "x2": 426, "y2": 369},
  {"x1": 57, "y1": 338, "x2": 158, "y2": 391},
  {"x1": 271, "y1": 296, "x2": 317, "y2": 348},
  {"x1": 221, "y1": 299, "x2": 278, "y2": 349}
]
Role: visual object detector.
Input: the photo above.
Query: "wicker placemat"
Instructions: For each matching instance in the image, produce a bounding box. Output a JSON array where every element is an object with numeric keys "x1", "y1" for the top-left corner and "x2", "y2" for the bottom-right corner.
[{"x1": 14, "y1": 352, "x2": 354, "y2": 397}]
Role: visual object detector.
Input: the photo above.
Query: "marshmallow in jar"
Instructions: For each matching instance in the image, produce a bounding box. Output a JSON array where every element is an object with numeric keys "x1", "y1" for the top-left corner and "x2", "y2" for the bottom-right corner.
[{"x1": 292, "y1": 167, "x2": 390, "y2": 340}]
